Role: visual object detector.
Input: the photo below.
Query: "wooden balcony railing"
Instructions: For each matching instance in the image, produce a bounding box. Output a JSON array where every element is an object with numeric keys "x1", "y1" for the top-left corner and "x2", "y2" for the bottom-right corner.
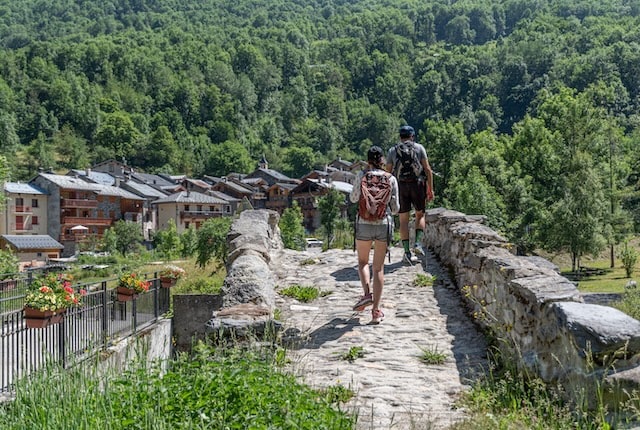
[
  {"x1": 14, "y1": 206, "x2": 32, "y2": 213},
  {"x1": 62, "y1": 217, "x2": 112, "y2": 226},
  {"x1": 180, "y1": 210, "x2": 222, "y2": 220},
  {"x1": 61, "y1": 199, "x2": 99, "y2": 209}
]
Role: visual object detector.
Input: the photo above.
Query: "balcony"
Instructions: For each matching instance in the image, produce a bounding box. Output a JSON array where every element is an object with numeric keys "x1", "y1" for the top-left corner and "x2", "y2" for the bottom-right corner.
[
  {"x1": 14, "y1": 206, "x2": 32, "y2": 214},
  {"x1": 61, "y1": 198, "x2": 99, "y2": 209},
  {"x1": 62, "y1": 216, "x2": 112, "y2": 226},
  {"x1": 12, "y1": 223, "x2": 33, "y2": 232},
  {"x1": 180, "y1": 210, "x2": 222, "y2": 220}
]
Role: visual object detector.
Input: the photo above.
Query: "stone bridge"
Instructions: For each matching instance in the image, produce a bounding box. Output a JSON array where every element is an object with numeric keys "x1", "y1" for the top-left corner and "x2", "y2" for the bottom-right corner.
[{"x1": 174, "y1": 208, "x2": 640, "y2": 428}]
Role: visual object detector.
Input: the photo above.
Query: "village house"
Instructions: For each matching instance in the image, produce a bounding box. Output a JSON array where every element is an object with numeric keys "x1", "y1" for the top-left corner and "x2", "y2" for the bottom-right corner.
[
  {"x1": 290, "y1": 178, "x2": 353, "y2": 232},
  {"x1": 30, "y1": 172, "x2": 145, "y2": 256},
  {"x1": 0, "y1": 182, "x2": 49, "y2": 236},
  {"x1": 153, "y1": 190, "x2": 232, "y2": 233},
  {"x1": 0, "y1": 234, "x2": 64, "y2": 270}
]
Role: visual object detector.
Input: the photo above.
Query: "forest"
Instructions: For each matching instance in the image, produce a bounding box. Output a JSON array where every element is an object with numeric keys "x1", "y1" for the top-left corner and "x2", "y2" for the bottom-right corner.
[{"x1": 0, "y1": 0, "x2": 639, "y2": 265}]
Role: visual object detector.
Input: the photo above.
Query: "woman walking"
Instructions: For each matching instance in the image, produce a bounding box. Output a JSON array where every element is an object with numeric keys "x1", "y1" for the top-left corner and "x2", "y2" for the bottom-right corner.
[{"x1": 350, "y1": 146, "x2": 399, "y2": 324}]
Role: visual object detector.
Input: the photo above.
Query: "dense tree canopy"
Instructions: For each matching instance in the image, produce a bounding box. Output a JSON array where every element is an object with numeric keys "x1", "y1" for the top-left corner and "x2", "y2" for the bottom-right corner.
[{"x1": 1, "y1": 0, "x2": 640, "y2": 256}]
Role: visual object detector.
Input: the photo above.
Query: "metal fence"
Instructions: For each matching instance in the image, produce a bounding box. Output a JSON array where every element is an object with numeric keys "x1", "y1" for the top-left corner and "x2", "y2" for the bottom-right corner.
[{"x1": 0, "y1": 273, "x2": 171, "y2": 393}]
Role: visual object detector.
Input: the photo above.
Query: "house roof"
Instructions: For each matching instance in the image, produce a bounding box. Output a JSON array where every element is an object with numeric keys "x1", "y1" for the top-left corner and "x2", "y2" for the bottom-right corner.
[
  {"x1": 69, "y1": 169, "x2": 116, "y2": 186},
  {"x1": 309, "y1": 178, "x2": 353, "y2": 194},
  {"x1": 37, "y1": 173, "x2": 143, "y2": 200},
  {"x1": 269, "y1": 182, "x2": 298, "y2": 191},
  {"x1": 214, "y1": 178, "x2": 255, "y2": 194},
  {"x1": 184, "y1": 178, "x2": 211, "y2": 189},
  {"x1": 152, "y1": 190, "x2": 229, "y2": 205},
  {"x1": 130, "y1": 172, "x2": 175, "y2": 188},
  {"x1": 208, "y1": 190, "x2": 241, "y2": 202},
  {"x1": 98, "y1": 185, "x2": 145, "y2": 200},
  {"x1": 4, "y1": 182, "x2": 48, "y2": 195},
  {"x1": 292, "y1": 178, "x2": 353, "y2": 195},
  {"x1": 38, "y1": 173, "x2": 103, "y2": 191},
  {"x1": 2, "y1": 235, "x2": 63, "y2": 250},
  {"x1": 246, "y1": 168, "x2": 295, "y2": 183},
  {"x1": 122, "y1": 181, "x2": 169, "y2": 199}
]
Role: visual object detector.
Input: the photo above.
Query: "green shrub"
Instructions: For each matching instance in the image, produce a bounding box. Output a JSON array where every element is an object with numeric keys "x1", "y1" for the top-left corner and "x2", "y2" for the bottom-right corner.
[{"x1": 620, "y1": 240, "x2": 638, "y2": 278}]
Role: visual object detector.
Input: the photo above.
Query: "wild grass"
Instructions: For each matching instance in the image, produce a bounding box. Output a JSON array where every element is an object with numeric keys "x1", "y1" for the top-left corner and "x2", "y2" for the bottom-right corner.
[
  {"x1": 339, "y1": 346, "x2": 366, "y2": 363},
  {"x1": 413, "y1": 273, "x2": 437, "y2": 287},
  {"x1": 279, "y1": 284, "x2": 330, "y2": 302},
  {"x1": 418, "y1": 345, "x2": 447, "y2": 365},
  {"x1": 0, "y1": 343, "x2": 355, "y2": 429}
]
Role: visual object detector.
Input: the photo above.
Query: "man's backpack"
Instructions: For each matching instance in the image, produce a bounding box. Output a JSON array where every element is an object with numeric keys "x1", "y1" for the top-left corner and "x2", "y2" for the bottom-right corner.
[
  {"x1": 358, "y1": 170, "x2": 392, "y2": 221},
  {"x1": 395, "y1": 141, "x2": 422, "y2": 181}
]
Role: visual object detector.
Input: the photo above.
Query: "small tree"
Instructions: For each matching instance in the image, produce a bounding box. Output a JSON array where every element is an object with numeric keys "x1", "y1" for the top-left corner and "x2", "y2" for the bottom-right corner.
[
  {"x1": 108, "y1": 220, "x2": 143, "y2": 256},
  {"x1": 318, "y1": 188, "x2": 343, "y2": 248},
  {"x1": 0, "y1": 246, "x2": 19, "y2": 279},
  {"x1": 279, "y1": 201, "x2": 306, "y2": 250},
  {"x1": 621, "y1": 240, "x2": 638, "y2": 278},
  {"x1": 180, "y1": 225, "x2": 198, "y2": 258},
  {"x1": 196, "y1": 217, "x2": 233, "y2": 268},
  {"x1": 154, "y1": 219, "x2": 182, "y2": 260}
]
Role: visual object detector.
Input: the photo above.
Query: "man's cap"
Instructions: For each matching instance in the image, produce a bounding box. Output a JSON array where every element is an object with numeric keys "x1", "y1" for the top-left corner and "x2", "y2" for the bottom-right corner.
[
  {"x1": 367, "y1": 146, "x2": 384, "y2": 162},
  {"x1": 399, "y1": 125, "x2": 415, "y2": 137}
]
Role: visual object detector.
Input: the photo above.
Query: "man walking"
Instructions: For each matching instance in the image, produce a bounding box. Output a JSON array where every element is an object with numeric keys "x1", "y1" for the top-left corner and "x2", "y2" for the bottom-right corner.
[{"x1": 386, "y1": 125, "x2": 434, "y2": 264}]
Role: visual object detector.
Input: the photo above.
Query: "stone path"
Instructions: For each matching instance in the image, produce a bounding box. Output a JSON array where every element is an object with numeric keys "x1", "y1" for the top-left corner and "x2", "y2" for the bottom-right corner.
[{"x1": 272, "y1": 245, "x2": 488, "y2": 430}]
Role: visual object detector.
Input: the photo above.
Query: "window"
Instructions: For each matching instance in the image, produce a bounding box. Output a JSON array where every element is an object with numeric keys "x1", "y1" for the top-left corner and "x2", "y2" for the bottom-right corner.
[
  {"x1": 184, "y1": 205, "x2": 190, "y2": 211},
  {"x1": 32, "y1": 216, "x2": 39, "y2": 225},
  {"x1": 197, "y1": 205, "x2": 203, "y2": 212},
  {"x1": 185, "y1": 222, "x2": 190, "y2": 229},
  {"x1": 15, "y1": 198, "x2": 23, "y2": 207},
  {"x1": 209, "y1": 206, "x2": 215, "y2": 212},
  {"x1": 32, "y1": 199, "x2": 38, "y2": 208}
]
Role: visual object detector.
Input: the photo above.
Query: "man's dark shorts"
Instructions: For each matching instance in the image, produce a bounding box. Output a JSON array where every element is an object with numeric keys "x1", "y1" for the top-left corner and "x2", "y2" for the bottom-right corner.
[{"x1": 398, "y1": 180, "x2": 426, "y2": 213}]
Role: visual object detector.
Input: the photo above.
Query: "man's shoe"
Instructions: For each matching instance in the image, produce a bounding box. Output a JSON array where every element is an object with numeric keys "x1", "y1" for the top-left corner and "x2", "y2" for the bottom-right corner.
[
  {"x1": 413, "y1": 244, "x2": 425, "y2": 258},
  {"x1": 402, "y1": 252, "x2": 414, "y2": 266}
]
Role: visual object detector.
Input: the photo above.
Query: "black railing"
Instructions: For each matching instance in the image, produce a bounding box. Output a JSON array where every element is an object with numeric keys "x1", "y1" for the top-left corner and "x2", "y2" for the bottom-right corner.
[{"x1": 0, "y1": 274, "x2": 171, "y2": 393}]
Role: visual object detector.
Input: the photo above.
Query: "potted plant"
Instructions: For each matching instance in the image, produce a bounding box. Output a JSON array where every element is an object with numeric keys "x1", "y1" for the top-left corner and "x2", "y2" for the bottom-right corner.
[
  {"x1": 159, "y1": 265, "x2": 185, "y2": 288},
  {"x1": 23, "y1": 273, "x2": 85, "y2": 328},
  {"x1": 116, "y1": 272, "x2": 150, "y2": 302}
]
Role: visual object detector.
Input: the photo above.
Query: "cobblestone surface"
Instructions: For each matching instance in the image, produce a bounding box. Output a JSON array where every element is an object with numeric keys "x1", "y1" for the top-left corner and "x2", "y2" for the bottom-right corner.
[{"x1": 272, "y1": 245, "x2": 488, "y2": 430}]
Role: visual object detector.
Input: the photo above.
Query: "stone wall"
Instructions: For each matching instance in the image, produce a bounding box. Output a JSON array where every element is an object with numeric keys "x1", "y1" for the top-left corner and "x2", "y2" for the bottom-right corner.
[
  {"x1": 424, "y1": 207, "x2": 640, "y2": 403},
  {"x1": 205, "y1": 209, "x2": 283, "y2": 338}
]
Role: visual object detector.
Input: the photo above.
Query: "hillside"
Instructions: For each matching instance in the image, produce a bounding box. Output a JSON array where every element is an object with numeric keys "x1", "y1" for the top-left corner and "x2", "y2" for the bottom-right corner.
[{"x1": 0, "y1": 0, "x2": 639, "y2": 261}]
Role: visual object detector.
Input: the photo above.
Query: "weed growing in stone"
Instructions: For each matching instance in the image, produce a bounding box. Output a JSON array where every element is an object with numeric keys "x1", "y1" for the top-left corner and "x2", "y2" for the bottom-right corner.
[
  {"x1": 419, "y1": 345, "x2": 447, "y2": 365},
  {"x1": 279, "y1": 284, "x2": 328, "y2": 302},
  {"x1": 413, "y1": 273, "x2": 436, "y2": 287},
  {"x1": 340, "y1": 346, "x2": 365, "y2": 362},
  {"x1": 300, "y1": 258, "x2": 317, "y2": 266}
]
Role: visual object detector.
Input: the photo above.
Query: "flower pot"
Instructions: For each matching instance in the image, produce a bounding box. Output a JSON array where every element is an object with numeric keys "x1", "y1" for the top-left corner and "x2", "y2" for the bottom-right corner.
[
  {"x1": 160, "y1": 277, "x2": 176, "y2": 288},
  {"x1": 116, "y1": 286, "x2": 138, "y2": 302},
  {"x1": 23, "y1": 307, "x2": 66, "y2": 329}
]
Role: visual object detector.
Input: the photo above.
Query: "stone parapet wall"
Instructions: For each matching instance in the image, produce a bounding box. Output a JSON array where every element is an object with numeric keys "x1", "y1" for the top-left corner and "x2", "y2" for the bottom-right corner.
[{"x1": 424, "y1": 207, "x2": 640, "y2": 401}]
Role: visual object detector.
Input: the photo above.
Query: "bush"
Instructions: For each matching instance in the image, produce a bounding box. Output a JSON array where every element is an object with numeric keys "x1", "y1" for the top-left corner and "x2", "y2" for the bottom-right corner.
[{"x1": 620, "y1": 240, "x2": 638, "y2": 278}]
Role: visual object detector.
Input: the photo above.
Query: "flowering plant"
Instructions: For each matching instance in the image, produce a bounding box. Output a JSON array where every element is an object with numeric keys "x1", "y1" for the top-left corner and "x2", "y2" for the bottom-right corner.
[
  {"x1": 159, "y1": 265, "x2": 185, "y2": 280},
  {"x1": 24, "y1": 273, "x2": 86, "y2": 312},
  {"x1": 118, "y1": 272, "x2": 150, "y2": 293}
]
